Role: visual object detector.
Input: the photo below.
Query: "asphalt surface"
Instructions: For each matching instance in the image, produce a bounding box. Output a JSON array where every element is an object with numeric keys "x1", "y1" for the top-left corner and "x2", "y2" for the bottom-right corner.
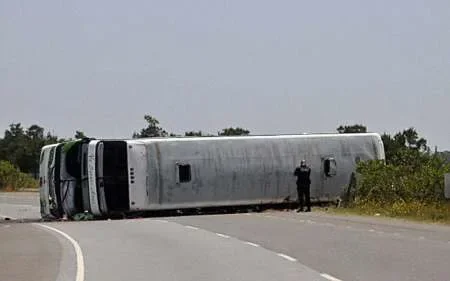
[
  {"x1": 0, "y1": 192, "x2": 40, "y2": 220},
  {"x1": 1, "y1": 192, "x2": 450, "y2": 281}
]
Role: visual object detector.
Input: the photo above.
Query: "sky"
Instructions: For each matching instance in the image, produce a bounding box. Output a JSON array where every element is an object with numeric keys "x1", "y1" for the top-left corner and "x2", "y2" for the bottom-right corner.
[{"x1": 1, "y1": 1, "x2": 449, "y2": 150}]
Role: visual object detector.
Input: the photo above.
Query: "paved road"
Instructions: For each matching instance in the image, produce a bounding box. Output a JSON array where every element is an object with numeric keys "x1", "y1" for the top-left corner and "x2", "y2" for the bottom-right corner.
[
  {"x1": 0, "y1": 192, "x2": 40, "y2": 220},
  {"x1": 168, "y1": 212, "x2": 450, "y2": 281},
  {"x1": 1, "y1": 192, "x2": 450, "y2": 281}
]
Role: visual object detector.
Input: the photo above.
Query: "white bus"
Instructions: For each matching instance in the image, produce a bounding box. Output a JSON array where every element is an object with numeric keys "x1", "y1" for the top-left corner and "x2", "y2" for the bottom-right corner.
[{"x1": 40, "y1": 133, "x2": 385, "y2": 219}]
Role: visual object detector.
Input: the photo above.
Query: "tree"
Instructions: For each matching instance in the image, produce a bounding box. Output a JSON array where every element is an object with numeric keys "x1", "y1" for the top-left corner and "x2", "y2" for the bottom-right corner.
[
  {"x1": 337, "y1": 124, "x2": 367, "y2": 134},
  {"x1": 382, "y1": 127, "x2": 428, "y2": 165},
  {"x1": 0, "y1": 123, "x2": 29, "y2": 173},
  {"x1": 74, "y1": 130, "x2": 87, "y2": 139},
  {"x1": 218, "y1": 127, "x2": 250, "y2": 136},
  {"x1": 438, "y1": 151, "x2": 450, "y2": 163},
  {"x1": 185, "y1": 131, "x2": 203, "y2": 137},
  {"x1": 0, "y1": 123, "x2": 59, "y2": 177},
  {"x1": 402, "y1": 127, "x2": 427, "y2": 150},
  {"x1": 26, "y1": 125, "x2": 46, "y2": 177},
  {"x1": 133, "y1": 115, "x2": 168, "y2": 138}
]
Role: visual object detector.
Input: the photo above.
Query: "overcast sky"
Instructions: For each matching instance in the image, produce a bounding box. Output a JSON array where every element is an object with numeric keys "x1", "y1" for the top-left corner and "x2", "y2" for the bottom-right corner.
[{"x1": 1, "y1": 1, "x2": 449, "y2": 150}]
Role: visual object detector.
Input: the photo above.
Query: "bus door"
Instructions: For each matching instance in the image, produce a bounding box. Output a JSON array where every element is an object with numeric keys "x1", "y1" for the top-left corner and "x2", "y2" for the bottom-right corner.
[
  {"x1": 126, "y1": 141, "x2": 148, "y2": 211},
  {"x1": 80, "y1": 142, "x2": 90, "y2": 212}
]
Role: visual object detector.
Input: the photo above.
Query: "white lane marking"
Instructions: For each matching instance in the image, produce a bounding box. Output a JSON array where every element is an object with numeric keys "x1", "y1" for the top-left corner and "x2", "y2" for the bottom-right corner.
[
  {"x1": 185, "y1": 225, "x2": 199, "y2": 230},
  {"x1": 215, "y1": 233, "x2": 230, "y2": 239},
  {"x1": 320, "y1": 273, "x2": 343, "y2": 281},
  {"x1": 154, "y1": 219, "x2": 168, "y2": 223},
  {"x1": 277, "y1": 253, "x2": 297, "y2": 262},
  {"x1": 34, "y1": 224, "x2": 85, "y2": 281},
  {"x1": 369, "y1": 229, "x2": 375, "y2": 232},
  {"x1": 244, "y1": 241, "x2": 260, "y2": 247}
]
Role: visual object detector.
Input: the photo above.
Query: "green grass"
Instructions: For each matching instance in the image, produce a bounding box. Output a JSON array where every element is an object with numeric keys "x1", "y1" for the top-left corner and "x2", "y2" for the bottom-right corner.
[{"x1": 327, "y1": 201, "x2": 450, "y2": 224}]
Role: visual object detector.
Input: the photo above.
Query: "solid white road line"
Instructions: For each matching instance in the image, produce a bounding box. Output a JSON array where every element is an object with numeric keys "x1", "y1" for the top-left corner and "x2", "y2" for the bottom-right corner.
[
  {"x1": 320, "y1": 273, "x2": 343, "y2": 281},
  {"x1": 154, "y1": 219, "x2": 168, "y2": 223},
  {"x1": 244, "y1": 241, "x2": 260, "y2": 247},
  {"x1": 34, "y1": 224, "x2": 85, "y2": 281},
  {"x1": 185, "y1": 225, "x2": 199, "y2": 230},
  {"x1": 215, "y1": 233, "x2": 230, "y2": 239},
  {"x1": 276, "y1": 253, "x2": 297, "y2": 262}
]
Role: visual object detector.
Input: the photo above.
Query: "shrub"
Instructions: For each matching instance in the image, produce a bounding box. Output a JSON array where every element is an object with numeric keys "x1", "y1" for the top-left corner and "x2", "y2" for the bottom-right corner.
[
  {"x1": 0, "y1": 160, "x2": 38, "y2": 191},
  {"x1": 354, "y1": 155, "x2": 449, "y2": 206},
  {"x1": 343, "y1": 150, "x2": 450, "y2": 222}
]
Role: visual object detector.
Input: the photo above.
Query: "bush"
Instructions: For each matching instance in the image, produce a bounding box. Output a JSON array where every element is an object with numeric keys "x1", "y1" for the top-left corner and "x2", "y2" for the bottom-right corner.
[
  {"x1": 343, "y1": 151, "x2": 450, "y2": 222},
  {"x1": 0, "y1": 160, "x2": 38, "y2": 191},
  {"x1": 354, "y1": 157, "x2": 449, "y2": 205}
]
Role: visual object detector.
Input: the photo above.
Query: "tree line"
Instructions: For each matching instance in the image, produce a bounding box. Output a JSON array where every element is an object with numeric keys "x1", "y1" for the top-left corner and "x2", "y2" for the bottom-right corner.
[{"x1": 132, "y1": 114, "x2": 250, "y2": 138}]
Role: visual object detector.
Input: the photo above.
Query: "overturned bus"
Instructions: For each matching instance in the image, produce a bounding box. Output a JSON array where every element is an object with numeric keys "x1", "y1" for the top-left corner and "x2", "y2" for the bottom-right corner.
[{"x1": 39, "y1": 133, "x2": 385, "y2": 219}]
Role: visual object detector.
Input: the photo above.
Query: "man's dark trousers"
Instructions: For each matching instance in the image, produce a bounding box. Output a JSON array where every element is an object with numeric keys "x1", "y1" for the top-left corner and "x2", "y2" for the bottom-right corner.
[{"x1": 297, "y1": 184, "x2": 311, "y2": 211}]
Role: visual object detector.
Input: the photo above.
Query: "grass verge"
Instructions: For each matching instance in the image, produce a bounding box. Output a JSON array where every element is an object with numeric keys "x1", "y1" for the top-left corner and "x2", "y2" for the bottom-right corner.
[{"x1": 328, "y1": 201, "x2": 450, "y2": 224}]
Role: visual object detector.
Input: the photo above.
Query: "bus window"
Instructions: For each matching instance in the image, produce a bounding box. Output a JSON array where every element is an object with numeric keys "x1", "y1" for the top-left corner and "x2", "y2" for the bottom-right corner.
[
  {"x1": 178, "y1": 164, "x2": 191, "y2": 183},
  {"x1": 324, "y1": 158, "x2": 337, "y2": 177}
]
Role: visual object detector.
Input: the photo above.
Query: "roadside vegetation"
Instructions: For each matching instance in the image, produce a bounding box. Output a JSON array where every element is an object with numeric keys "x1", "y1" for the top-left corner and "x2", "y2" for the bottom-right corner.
[
  {"x1": 338, "y1": 125, "x2": 450, "y2": 223},
  {"x1": 0, "y1": 160, "x2": 38, "y2": 191}
]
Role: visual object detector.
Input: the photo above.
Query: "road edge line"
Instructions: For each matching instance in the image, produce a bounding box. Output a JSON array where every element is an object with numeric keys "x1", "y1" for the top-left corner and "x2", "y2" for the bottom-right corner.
[
  {"x1": 276, "y1": 253, "x2": 297, "y2": 262},
  {"x1": 34, "y1": 223, "x2": 85, "y2": 281},
  {"x1": 215, "y1": 233, "x2": 230, "y2": 238},
  {"x1": 320, "y1": 273, "x2": 342, "y2": 281}
]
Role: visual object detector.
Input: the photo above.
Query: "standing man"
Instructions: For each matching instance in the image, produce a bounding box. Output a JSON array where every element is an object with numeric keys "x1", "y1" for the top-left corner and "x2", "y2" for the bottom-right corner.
[{"x1": 294, "y1": 160, "x2": 311, "y2": 212}]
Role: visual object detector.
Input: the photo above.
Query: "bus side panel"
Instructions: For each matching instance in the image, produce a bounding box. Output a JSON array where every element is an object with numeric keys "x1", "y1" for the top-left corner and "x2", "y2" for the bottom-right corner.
[{"x1": 143, "y1": 134, "x2": 384, "y2": 210}]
